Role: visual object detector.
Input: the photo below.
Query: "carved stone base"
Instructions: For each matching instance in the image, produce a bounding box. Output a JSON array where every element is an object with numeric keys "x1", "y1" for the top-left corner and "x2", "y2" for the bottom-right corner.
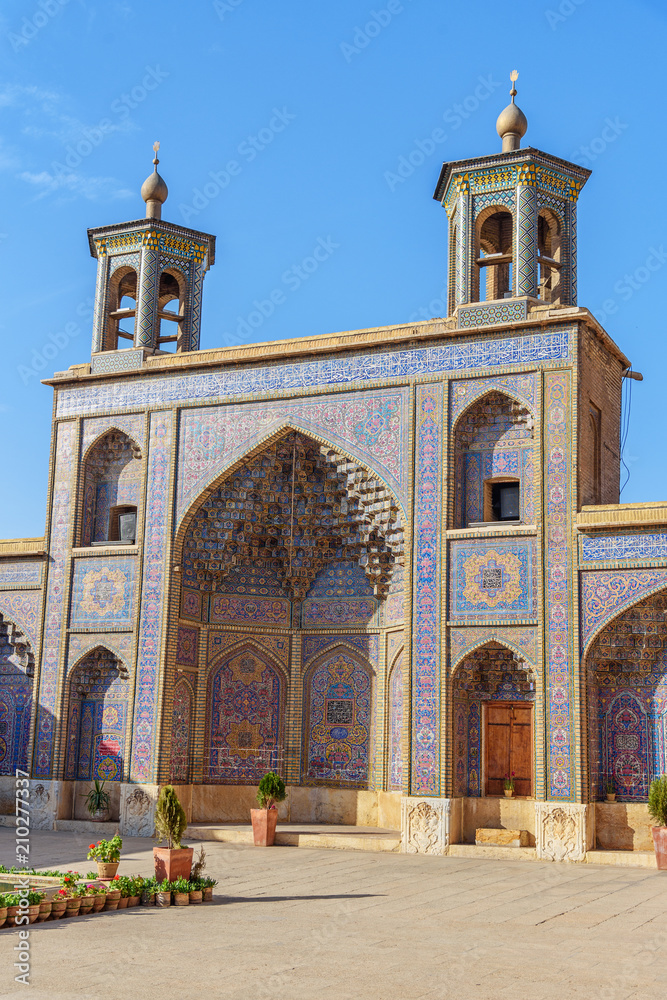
[
  {"x1": 29, "y1": 780, "x2": 68, "y2": 831},
  {"x1": 535, "y1": 802, "x2": 594, "y2": 862},
  {"x1": 119, "y1": 783, "x2": 159, "y2": 838},
  {"x1": 401, "y1": 797, "x2": 461, "y2": 855}
]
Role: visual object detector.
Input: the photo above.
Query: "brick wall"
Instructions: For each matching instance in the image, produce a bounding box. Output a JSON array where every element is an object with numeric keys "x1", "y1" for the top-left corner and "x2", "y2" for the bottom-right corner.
[{"x1": 577, "y1": 324, "x2": 624, "y2": 508}]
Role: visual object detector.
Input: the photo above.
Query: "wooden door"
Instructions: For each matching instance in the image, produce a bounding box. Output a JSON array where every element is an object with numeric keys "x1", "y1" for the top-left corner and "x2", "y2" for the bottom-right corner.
[{"x1": 484, "y1": 702, "x2": 533, "y2": 797}]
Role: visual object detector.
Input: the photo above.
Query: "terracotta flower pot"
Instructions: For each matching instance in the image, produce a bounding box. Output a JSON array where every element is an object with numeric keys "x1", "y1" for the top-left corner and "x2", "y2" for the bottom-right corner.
[
  {"x1": 106, "y1": 888, "x2": 121, "y2": 901},
  {"x1": 606, "y1": 793, "x2": 617, "y2": 803},
  {"x1": 128, "y1": 895, "x2": 140, "y2": 908},
  {"x1": 5, "y1": 906, "x2": 19, "y2": 928},
  {"x1": 0, "y1": 906, "x2": 7, "y2": 928},
  {"x1": 155, "y1": 891, "x2": 171, "y2": 908},
  {"x1": 104, "y1": 899, "x2": 119, "y2": 911},
  {"x1": 28, "y1": 904, "x2": 41, "y2": 924},
  {"x1": 65, "y1": 899, "x2": 81, "y2": 917},
  {"x1": 97, "y1": 862, "x2": 119, "y2": 880},
  {"x1": 652, "y1": 826, "x2": 667, "y2": 870},
  {"x1": 153, "y1": 846, "x2": 194, "y2": 882},
  {"x1": 118, "y1": 896, "x2": 129, "y2": 909},
  {"x1": 202, "y1": 888, "x2": 213, "y2": 902},
  {"x1": 189, "y1": 890, "x2": 203, "y2": 904},
  {"x1": 251, "y1": 808, "x2": 279, "y2": 846},
  {"x1": 173, "y1": 892, "x2": 189, "y2": 906},
  {"x1": 37, "y1": 901, "x2": 51, "y2": 922},
  {"x1": 79, "y1": 896, "x2": 95, "y2": 915},
  {"x1": 503, "y1": 789, "x2": 514, "y2": 798},
  {"x1": 93, "y1": 895, "x2": 106, "y2": 912},
  {"x1": 50, "y1": 901, "x2": 67, "y2": 920}
]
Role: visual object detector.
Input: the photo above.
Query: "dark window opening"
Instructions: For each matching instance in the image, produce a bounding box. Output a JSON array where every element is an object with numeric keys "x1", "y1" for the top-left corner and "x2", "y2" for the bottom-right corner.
[
  {"x1": 491, "y1": 482, "x2": 520, "y2": 521},
  {"x1": 109, "y1": 505, "x2": 137, "y2": 543}
]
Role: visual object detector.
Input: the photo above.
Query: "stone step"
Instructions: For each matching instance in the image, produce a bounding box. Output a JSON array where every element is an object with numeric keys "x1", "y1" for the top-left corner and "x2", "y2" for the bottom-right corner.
[
  {"x1": 54, "y1": 819, "x2": 120, "y2": 836},
  {"x1": 185, "y1": 823, "x2": 402, "y2": 853},
  {"x1": 448, "y1": 844, "x2": 539, "y2": 861},
  {"x1": 475, "y1": 827, "x2": 530, "y2": 848},
  {"x1": 586, "y1": 850, "x2": 657, "y2": 868}
]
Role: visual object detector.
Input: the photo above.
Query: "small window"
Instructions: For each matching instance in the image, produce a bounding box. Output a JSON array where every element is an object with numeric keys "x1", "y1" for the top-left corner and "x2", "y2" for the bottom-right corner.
[
  {"x1": 492, "y1": 483, "x2": 520, "y2": 521},
  {"x1": 109, "y1": 505, "x2": 137, "y2": 543},
  {"x1": 483, "y1": 478, "x2": 521, "y2": 523}
]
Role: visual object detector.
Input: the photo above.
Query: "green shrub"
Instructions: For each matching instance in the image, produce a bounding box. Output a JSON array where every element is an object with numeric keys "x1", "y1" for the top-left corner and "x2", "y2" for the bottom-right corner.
[
  {"x1": 648, "y1": 775, "x2": 667, "y2": 826},
  {"x1": 155, "y1": 786, "x2": 187, "y2": 849},
  {"x1": 257, "y1": 772, "x2": 286, "y2": 810}
]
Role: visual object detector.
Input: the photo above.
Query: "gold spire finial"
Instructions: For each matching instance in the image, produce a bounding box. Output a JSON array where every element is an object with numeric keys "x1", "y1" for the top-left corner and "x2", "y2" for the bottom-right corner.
[
  {"x1": 496, "y1": 71, "x2": 527, "y2": 152},
  {"x1": 142, "y1": 142, "x2": 168, "y2": 219}
]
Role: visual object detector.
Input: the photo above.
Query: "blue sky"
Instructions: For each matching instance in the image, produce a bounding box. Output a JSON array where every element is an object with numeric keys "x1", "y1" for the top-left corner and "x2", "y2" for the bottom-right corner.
[{"x1": 1, "y1": 0, "x2": 665, "y2": 538}]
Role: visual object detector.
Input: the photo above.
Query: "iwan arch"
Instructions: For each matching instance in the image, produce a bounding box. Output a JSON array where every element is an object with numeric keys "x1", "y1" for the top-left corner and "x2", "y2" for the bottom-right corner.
[{"x1": 2, "y1": 83, "x2": 666, "y2": 862}]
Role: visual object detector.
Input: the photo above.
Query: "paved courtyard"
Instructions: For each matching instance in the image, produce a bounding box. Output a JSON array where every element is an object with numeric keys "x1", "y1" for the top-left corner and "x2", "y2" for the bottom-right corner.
[{"x1": 0, "y1": 828, "x2": 665, "y2": 999}]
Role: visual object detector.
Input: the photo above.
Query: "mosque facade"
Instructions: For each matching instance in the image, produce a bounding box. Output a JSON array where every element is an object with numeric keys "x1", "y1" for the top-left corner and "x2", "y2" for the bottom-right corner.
[{"x1": 1, "y1": 88, "x2": 665, "y2": 860}]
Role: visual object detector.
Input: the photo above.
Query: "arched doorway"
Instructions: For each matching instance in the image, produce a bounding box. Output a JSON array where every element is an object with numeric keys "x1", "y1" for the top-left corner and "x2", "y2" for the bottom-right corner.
[
  {"x1": 64, "y1": 647, "x2": 130, "y2": 782},
  {"x1": 452, "y1": 641, "x2": 536, "y2": 797},
  {"x1": 586, "y1": 589, "x2": 667, "y2": 801},
  {"x1": 0, "y1": 615, "x2": 35, "y2": 775}
]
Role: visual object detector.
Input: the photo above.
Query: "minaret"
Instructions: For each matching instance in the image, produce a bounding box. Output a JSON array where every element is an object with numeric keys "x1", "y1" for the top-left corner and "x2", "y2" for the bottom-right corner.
[
  {"x1": 433, "y1": 73, "x2": 591, "y2": 319},
  {"x1": 87, "y1": 144, "x2": 216, "y2": 370}
]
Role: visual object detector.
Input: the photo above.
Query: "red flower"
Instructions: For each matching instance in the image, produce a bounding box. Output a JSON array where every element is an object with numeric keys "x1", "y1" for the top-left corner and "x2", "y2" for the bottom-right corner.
[
  {"x1": 113, "y1": 875, "x2": 119, "y2": 880},
  {"x1": 89, "y1": 844, "x2": 95, "y2": 850}
]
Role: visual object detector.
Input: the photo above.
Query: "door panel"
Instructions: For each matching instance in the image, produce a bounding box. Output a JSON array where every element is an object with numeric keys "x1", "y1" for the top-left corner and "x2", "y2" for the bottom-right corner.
[{"x1": 484, "y1": 702, "x2": 533, "y2": 797}]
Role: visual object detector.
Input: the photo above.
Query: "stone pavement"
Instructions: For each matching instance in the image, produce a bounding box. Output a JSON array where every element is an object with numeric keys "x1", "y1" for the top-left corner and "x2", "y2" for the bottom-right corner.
[{"x1": 0, "y1": 827, "x2": 666, "y2": 1000}]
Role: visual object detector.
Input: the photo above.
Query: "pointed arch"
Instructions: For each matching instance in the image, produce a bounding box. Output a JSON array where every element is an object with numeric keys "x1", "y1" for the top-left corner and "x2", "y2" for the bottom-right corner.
[
  {"x1": 78, "y1": 427, "x2": 143, "y2": 546},
  {"x1": 63, "y1": 645, "x2": 131, "y2": 782},
  {"x1": 0, "y1": 613, "x2": 36, "y2": 776},
  {"x1": 205, "y1": 641, "x2": 286, "y2": 784},
  {"x1": 302, "y1": 643, "x2": 375, "y2": 789},
  {"x1": 452, "y1": 389, "x2": 535, "y2": 528},
  {"x1": 387, "y1": 646, "x2": 404, "y2": 792}
]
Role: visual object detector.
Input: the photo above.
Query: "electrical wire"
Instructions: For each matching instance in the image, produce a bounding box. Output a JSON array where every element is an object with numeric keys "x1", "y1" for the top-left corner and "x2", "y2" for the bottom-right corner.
[{"x1": 620, "y1": 370, "x2": 633, "y2": 497}]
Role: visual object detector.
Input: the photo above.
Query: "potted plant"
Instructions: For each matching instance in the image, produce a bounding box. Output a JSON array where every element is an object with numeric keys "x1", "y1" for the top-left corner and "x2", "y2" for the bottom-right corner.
[
  {"x1": 4, "y1": 893, "x2": 23, "y2": 927},
  {"x1": 155, "y1": 879, "x2": 172, "y2": 908},
  {"x1": 648, "y1": 774, "x2": 667, "y2": 869},
  {"x1": 171, "y1": 877, "x2": 191, "y2": 906},
  {"x1": 85, "y1": 779, "x2": 111, "y2": 822},
  {"x1": 251, "y1": 772, "x2": 286, "y2": 846},
  {"x1": 50, "y1": 890, "x2": 67, "y2": 920},
  {"x1": 140, "y1": 877, "x2": 157, "y2": 906},
  {"x1": 503, "y1": 773, "x2": 515, "y2": 798},
  {"x1": 0, "y1": 893, "x2": 8, "y2": 928},
  {"x1": 26, "y1": 891, "x2": 44, "y2": 924},
  {"x1": 37, "y1": 895, "x2": 52, "y2": 922},
  {"x1": 87, "y1": 835, "x2": 123, "y2": 879},
  {"x1": 605, "y1": 779, "x2": 616, "y2": 803},
  {"x1": 116, "y1": 875, "x2": 133, "y2": 908},
  {"x1": 153, "y1": 785, "x2": 193, "y2": 882},
  {"x1": 89, "y1": 885, "x2": 107, "y2": 913},
  {"x1": 78, "y1": 886, "x2": 96, "y2": 916},
  {"x1": 188, "y1": 878, "x2": 203, "y2": 904},
  {"x1": 127, "y1": 876, "x2": 142, "y2": 908},
  {"x1": 104, "y1": 875, "x2": 122, "y2": 910},
  {"x1": 201, "y1": 877, "x2": 217, "y2": 903}
]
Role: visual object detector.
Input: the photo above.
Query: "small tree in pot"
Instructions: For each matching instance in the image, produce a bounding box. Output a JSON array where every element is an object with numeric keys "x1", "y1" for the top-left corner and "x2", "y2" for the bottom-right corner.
[
  {"x1": 251, "y1": 772, "x2": 286, "y2": 846},
  {"x1": 153, "y1": 785, "x2": 193, "y2": 882},
  {"x1": 85, "y1": 779, "x2": 111, "y2": 822},
  {"x1": 648, "y1": 774, "x2": 667, "y2": 869}
]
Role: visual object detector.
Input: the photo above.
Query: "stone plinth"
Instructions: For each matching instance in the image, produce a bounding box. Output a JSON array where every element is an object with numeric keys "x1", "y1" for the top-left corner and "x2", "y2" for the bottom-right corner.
[
  {"x1": 119, "y1": 783, "x2": 159, "y2": 837},
  {"x1": 535, "y1": 802, "x2": 594, "y2": 862},
  {"x1": 475, "y1": 827, "x2": 529, "y2": 847},
  {"x1": 401, "y1": 797, "x2": 461, "y2": 855}
]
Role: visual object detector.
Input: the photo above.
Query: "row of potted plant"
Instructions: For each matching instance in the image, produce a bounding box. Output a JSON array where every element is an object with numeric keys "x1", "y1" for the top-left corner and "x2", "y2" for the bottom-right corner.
[{"x1": 0, "y1": 873, "x2": 218, "y2": 927}]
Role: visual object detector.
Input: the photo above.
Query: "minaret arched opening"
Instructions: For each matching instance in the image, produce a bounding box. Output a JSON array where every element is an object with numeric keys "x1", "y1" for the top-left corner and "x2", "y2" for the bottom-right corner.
[
  {"x1": 157, "y1": 268, "x2": 186, "y2": 352},
  {"x1": 105, "y1": 266, "x2": 138, "y2": 350},
  {"x1": 474, "y1": 207, "x2": 514, "y2": 303},
  {"x1": 537, "y1": 209, "x2": 563, "y2": 304}
]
